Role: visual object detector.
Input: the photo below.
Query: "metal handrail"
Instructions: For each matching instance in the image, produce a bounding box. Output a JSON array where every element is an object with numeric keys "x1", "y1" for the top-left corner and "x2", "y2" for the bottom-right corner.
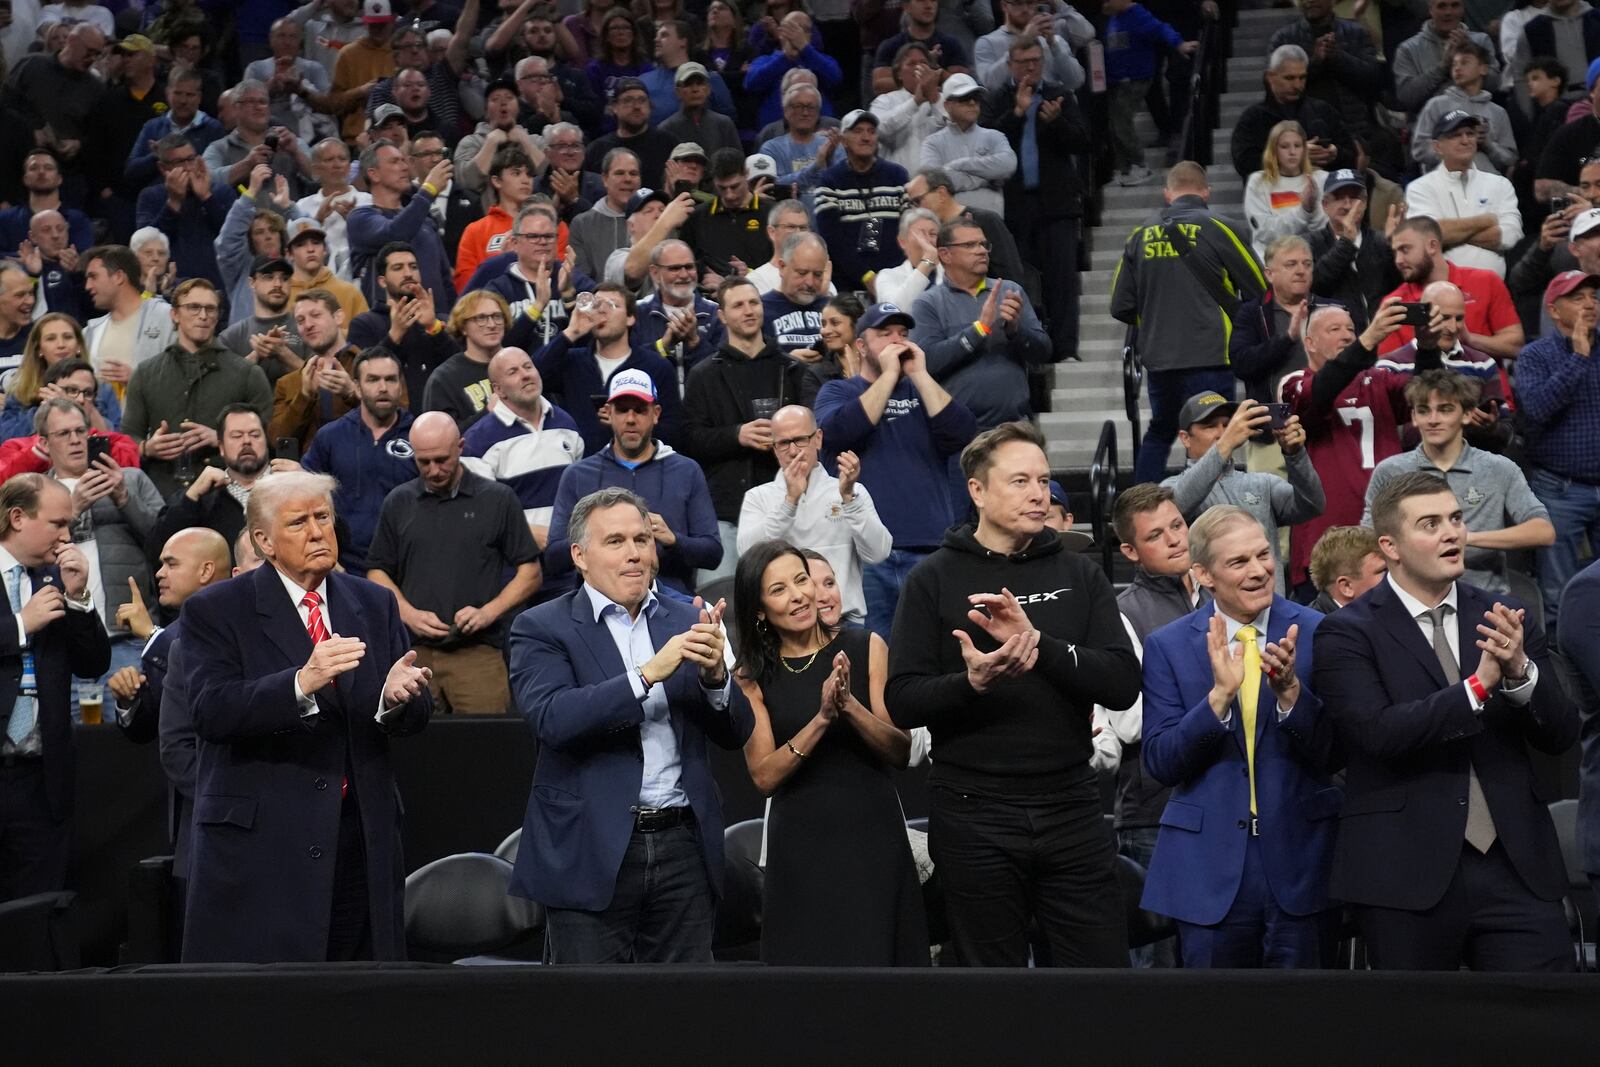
[
  {"x1": 1121, "y1": 324, "x2": 1144, "y2": 451},
  {"x1": 1177, "y1": 9, "x2": 1224, "y2": 167},
  {"x1": 1087, "y1": 419, "x2": 1119, "y2": 580}
]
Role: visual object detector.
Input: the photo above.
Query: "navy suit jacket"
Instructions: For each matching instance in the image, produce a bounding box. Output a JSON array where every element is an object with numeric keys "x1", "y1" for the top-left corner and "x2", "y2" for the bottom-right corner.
[
  {"x1": 114, "y1": 621, "x2": 179, "y2": 745},
  {"x1": 1561, "y1": 559, "x2": 1600, "y2": 877},
  {"x1": 1312, "y1": 579, "x2": 1578, "y2": 910},
  {"x1": 0, "y1": 566, "x2": 111, "y2": 821},
  {"x1": 506, "y1": 588, "x2": 754, "y2": 911},
  {"x1": 157, "y1": 638, "x2": 196, "y2": 881},
  {"x1": 1141, "y1": 596, "x2": 1341, "y2": 925},
  {"x1": 179, "y1": 566, "x2": 431, "y2": 963}
]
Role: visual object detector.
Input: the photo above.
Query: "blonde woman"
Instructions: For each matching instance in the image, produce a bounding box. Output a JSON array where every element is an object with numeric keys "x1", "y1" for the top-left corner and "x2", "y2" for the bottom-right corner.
[
  {"x1": 1243, "y1": 120, "x2": 1328, "y2": 260},
  {"x1": 0, "y1": 314, "x2": 120, "y2": 439}
]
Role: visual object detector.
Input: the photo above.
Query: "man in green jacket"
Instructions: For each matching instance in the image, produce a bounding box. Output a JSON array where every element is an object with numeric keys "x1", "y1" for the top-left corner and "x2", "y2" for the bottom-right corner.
[{"x1": 121, "y1": 278, "x2": 275, "y2": 499}]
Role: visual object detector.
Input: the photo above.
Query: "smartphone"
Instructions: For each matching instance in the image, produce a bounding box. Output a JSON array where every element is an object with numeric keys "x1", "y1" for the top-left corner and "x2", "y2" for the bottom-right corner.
[
  {"x1": 1478, "y1": 398, "x2": 1499, "y2": 415},
  {"x1": 1399, "y1": 301, "x2": 1432, "y2": 329},
  {"x1": 1550, "y1": 194, "x2": 1572, "y2": 214},
  {"x1": 264, "y1": 133, "x2": 280, "y2": 153},
  {"x1": 86, "y1": 436, "x2": 111, "y2": 467},
  {"x1": 274, "y1": 436, "x2": 300, "y2": 462},
  {"x1": 1037, "y1": 2, "x2": 1052, "y2": 11},
  {"x1": 1264, "y1": 402, "x2": 1291, "y2": 430}
]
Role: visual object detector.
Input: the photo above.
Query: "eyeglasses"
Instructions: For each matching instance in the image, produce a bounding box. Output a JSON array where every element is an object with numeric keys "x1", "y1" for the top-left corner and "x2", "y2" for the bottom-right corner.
[
  {"x1": 785, "y1": 102, "x2": 820, "y2": 112},
  {"x1": 905, "y1": 191, "x2": 927, "y2": 206},
  {"x1": 548, "y1": 140, "x2": 583, "y2": 151},
  {"x1": 465, "y1": 312, "x2": 506, "y2": 327},
  {"x1": 774, "y1": 429, "x2": 819, "y2": 451},
  {"x1": 411, "y1": 148, "x2": 446, "y2": 159},
  {"x1": 46, "y1": 426, "x2": 89, "y2": 441},
  {"x1": 56, "y1": 386, "x2": 95, "y2": 399},
  {"x1": 942, "y1": 239, "x2": 991, "y2": 252},
  {"x1": 656, "y1": 262, "x2": 696, "y2": 273},
  {"x1": 519, "y1": 73, "x2": 555, "y2": 83},
  {"x1": 178, "y1": 302, "x2": 220, "y2": 316},
  {"x1": 514, "y1": 231, "x2": 557, "y2": 242}
]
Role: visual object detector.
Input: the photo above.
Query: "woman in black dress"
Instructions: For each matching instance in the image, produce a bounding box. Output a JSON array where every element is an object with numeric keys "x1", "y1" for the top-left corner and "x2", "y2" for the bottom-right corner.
[{"x1": 732, "y1": 539, "x2": 927, "y2": 965}]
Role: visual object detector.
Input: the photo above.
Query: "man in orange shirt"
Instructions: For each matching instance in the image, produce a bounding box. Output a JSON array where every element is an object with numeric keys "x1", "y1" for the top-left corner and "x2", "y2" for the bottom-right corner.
[
  {"x1": 332, "y1": 0, "x2": 399, "y2": 139},
  {"x1": 454, "y1": 146, "x2": 536, "y2": 292}
]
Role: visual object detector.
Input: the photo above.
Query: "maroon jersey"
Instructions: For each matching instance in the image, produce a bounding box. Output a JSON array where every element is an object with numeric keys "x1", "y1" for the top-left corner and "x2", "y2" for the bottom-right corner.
[{"x1": 1280, "y1": 362, "x2": 1411, "y2": 586}]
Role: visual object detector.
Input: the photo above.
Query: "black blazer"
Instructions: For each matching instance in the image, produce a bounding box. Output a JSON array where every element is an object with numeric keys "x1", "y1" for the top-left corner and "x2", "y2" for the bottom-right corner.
[
  {"x1": 115, "y1": 621, "x2": 178, "y2": 745},
  {"x1": 979, "y1": 81, "x2": 1090, "y2": 220},
  {"x1": 0, "y1": 565, "x2": 112, "y2": 820},
  {"x1": 1312, "y1": 579, "x2": 1578, "y2": 911},
  {"x1": 179, "y1": 566, "x2": 431, "y2": 963}
]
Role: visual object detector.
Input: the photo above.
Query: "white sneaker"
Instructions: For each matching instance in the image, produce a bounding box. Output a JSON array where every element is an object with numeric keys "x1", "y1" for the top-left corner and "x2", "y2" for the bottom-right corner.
[{"x1": 1119, "y1": 164, "x2": 1155, "y2": 186}]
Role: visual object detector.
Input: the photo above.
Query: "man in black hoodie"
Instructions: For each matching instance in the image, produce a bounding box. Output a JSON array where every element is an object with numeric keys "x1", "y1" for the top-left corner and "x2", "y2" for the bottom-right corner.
[
  {"x1": 886, "y1": 421, "x2": 1142, "y2": 967},
  {"x1": 681, "y1": 277, "x2": 809, "y2": 585}
]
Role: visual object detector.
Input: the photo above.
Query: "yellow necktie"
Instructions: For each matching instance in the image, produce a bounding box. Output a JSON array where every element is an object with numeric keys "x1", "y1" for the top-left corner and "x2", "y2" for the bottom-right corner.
[{"x1": 1237, "y1": 625, "x2": 1261, "y2": 816}]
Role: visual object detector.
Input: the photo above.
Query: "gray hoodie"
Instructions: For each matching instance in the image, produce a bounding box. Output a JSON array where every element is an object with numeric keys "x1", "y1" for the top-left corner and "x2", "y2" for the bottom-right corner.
[{"x1": 1411, "y1": 86, "x2": 1518, "y2": 172}]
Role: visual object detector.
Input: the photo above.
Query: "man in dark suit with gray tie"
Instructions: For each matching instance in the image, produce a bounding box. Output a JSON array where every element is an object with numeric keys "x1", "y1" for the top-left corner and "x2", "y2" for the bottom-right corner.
[
  {"x1": 507, "y1": 486, "x2": 755, "y2": 963},
  {"x1": 0, "y1": 474, "x2": 112, "y2": 901},
  {"x1": 1313, "y1": 471, "x2": 1578, "y2": 970},
  {"x1": 179, "y1": 470, "x2": 434, "y2": 963}
]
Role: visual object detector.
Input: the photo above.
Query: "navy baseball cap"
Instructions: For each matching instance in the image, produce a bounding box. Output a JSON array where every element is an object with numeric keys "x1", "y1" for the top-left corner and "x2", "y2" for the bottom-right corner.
[
  {"x1": 857, "y1": 302, "x2": 915, "y2": 331},
  {"x1": 1323, "y1": 168, "x2": 1365, "y2": 195},
  {"x1": 1431, "y1": 109, "x2": 1481, "y2": 138},
  {"x1": 625, "y1": 187, "x2": 671, "y2": 216}
]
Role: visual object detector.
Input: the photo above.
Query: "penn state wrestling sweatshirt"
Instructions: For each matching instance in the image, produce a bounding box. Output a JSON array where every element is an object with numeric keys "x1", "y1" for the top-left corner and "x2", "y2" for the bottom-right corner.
[{"x1": 885, "y1": 525, "x2": 1141, "y2": 795}]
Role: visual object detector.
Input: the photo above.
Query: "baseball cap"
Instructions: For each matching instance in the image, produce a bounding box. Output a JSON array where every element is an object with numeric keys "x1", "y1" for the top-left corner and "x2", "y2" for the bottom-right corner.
[
  {"x1": 674, "y1": 61, "x2": 710, "y2": 85},
  {"x1": 1571, "y1": 208, "x2": 1600, "y2": 241},
  {"x1": 625, "y1": 187, "x2": 671, "y2": 216},
  {"x1": 607, "y1": 368, "x2": 657, "y2": 404},
  {"x1": 1430, "y1": 109, "x2": 1481, "y2": 138},
  {"x1": 1048, "y1": 480, "x2": 1070, "y2": 510},
  {"x1": 1588, "y1": 56, "x2": 1600, "y2": 90},
  {"x1": 840, "y1": 109, "x2": 879, "y2": 131},
  {"x1": 745, "y1": 153, "x2": 778, "y2": 181},
  {"x1": 363, "y1": 0, "x2": 395, "y2": 22},
  {"x1": 284, "y1": 217, "x2": 327, "y2": 247},
  {"x1": 1543, "y1": 269, "x2": 1600, "y2": 305},
  {"x1": 857, "y1": 302, "x2": 915, "y2": 332},
  {"x1": 1178, "y1": 390, "x2": 1240, "y2": 429},
  {"x1": 115, "y1": 34, "x2": 155, "y2": 54},
  {"x1": 669, "y1": 141, "x2": 708, "y2": 164},
  {"x1": 610, "y1": 77, "x2": 648, "y2": 100},
  {"x1": 371, "y1": 103, "x2": 406, "y2": 128},
  {"x1": 941, "y1": 73, "x2": 984, "y2": 102},
  {"x1": 484, "y1": 74, "x2": 518, "y2": 101},
  {"x1": 1323, "y1": 168, "x2": 1365, "y2": 195},
  {"x1": 249, "y1": 254, "x2": 291, "y2": 277}
]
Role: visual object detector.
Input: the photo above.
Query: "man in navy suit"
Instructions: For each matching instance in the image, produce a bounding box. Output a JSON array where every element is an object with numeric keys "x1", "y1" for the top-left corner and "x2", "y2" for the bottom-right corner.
[
  {"x1": 0, "y1": 474, "x2": 112, "y2": 901},
  {"x1": 1313, "y1": 471, "x2": 1578, "y2": 971},
  {"x1": 1142, "y1": 505, "x2": 1341, "y2": 967},
  {"x1": 1560, "y1": 558, "x2": 1600, "y2": 919},
  {"x1": 507, "y1": 486, "x2": 754, "y2": 964},
  {"x1": 179, "y1": 471, "x2": 434, "y2": 963}
]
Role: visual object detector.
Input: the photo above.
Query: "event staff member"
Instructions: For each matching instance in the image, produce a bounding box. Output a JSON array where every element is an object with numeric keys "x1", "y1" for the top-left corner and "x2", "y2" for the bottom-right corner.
[
  {"x1": 109, "y1": 528, "x2": 232, "y2": 743},
  {"x1": 507, "y1": 487, "x2": 755, "y2": 963},
  {"x1": 885, "y1": 421, "x2": 1141, "y2": 967},
  {"x1": 0, "y1": 475, "x2": 110, "y2": 901},
  {"x1": 180, "y1": 471, "x2": 434, "y2": 963},
  {"x1": 1140, "y1": 506, "x2": 1340, "y2": 968},
  {"x1": 1313, "y1": 472, "x2": 1578, "y2": 971}
]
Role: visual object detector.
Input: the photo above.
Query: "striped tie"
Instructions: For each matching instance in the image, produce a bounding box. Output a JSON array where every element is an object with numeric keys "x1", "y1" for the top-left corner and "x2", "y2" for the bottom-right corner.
[{"x1": 302, "y1": 590, "x2": 329, "y2": 644}]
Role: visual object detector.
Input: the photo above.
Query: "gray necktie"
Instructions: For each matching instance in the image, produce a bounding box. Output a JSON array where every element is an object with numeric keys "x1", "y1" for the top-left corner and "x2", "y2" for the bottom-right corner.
[{"x1": 1426, "y1": 605, "x2": 1497, "y2": 853}]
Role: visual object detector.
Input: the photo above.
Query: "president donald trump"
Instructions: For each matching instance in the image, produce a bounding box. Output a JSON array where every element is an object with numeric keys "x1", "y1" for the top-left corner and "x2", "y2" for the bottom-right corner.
[{"x1": 180, "y1": 471, "x2": 433, "y2": 963}]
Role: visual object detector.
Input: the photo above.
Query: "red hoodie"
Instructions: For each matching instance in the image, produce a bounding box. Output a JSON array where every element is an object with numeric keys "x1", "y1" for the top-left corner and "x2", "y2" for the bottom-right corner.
[{"x1": 454, "y1": 204, "x2": 515, "y2": 293}]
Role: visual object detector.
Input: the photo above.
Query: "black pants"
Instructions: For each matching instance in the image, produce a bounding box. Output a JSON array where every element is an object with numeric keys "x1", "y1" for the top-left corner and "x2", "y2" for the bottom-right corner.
[
  {"x1": 326, "y1": 788, "x2": 372, "y2": 962},
  {"x1": 0, "y1": 760, "x2": 70, "y2": 903},
  {"x1": 1356, "y1": 842, "x2": 1573, "y2": 972},
  {"x1": 1008, "y1": 196, "x2": 1080, "y2": 362},
  {"x1": 929, "y1": 781, "x2": 1128, "y2": 968}
]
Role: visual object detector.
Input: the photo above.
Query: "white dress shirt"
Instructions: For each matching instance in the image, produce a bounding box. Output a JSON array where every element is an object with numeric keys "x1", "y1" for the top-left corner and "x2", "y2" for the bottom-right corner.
[{"x1": 1215, "y1": 605, "x2": 1295, "y2": 726}]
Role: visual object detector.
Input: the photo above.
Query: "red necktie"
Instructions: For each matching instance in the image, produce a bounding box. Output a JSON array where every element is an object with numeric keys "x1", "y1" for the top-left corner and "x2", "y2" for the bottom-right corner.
[{"x1": 302, "y1": 590, "x2": 329, "y2": 644}]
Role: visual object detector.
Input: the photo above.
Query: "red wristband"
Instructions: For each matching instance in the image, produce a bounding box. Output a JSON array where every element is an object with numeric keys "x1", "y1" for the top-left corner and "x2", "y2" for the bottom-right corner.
[{"x1": 1466, "y1": 674, "x2": 1488, "y2": 704}]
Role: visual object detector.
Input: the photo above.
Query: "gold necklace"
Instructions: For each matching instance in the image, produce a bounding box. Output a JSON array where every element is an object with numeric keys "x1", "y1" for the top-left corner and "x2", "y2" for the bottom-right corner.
[{"x1": 780, "y1": 644, "x2": 824, "y2": 673}]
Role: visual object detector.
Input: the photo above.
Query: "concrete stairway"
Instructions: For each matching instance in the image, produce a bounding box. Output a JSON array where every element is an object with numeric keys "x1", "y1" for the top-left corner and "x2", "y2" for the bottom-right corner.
[{"x1": 1039, "y1": 6, "x2": 1289, "y2": 473}]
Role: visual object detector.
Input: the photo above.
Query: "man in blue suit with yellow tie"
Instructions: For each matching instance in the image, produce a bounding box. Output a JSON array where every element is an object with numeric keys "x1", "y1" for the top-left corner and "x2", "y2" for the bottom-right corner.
[
  {"x1": 1141, "y1": 505, "x2": 1342, "y2": 967},
  {"x1": 508, "y1": 486, "x2": 755, "y2": 964}
]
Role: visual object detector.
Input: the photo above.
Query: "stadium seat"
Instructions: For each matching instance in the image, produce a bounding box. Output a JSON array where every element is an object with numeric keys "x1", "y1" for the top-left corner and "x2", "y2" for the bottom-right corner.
[
  {"x1": 404, "y1": 853, "x2": 543, "y2": 964},
  {"x1": 494, "y1": 828, "x2": 521, "y2": 864},
  {"x1": 1114, "y1": 854, "x2": 1175, "y2": 950},
  {"x1": 0, "y1": 890, "x2": 79, "y2": 972},
  {"x1": 1548, "y1": 799, "x2": 1595, "y2": 971},
  {"x1": 714, "y1": 818, "x2": 764, "y2": 960}
]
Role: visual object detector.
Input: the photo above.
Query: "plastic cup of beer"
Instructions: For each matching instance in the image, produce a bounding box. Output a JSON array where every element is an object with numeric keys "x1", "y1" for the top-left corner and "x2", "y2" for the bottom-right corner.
[{"x1": 79, "y1": 683, "x2": 105, "y2": 726}]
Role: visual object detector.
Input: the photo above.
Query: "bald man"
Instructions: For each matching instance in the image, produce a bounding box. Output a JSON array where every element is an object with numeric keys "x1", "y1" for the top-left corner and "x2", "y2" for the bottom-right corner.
[
  {"x1": 366, "y1": 412, "x2": 543, "y2": 713},
  {"x1": 112, "y1": 528, "x2": 232, "y2": 743},
  {"x1": 463, "y1": 347, "x2": 584, "y2": 568},
  {"x1": 1375, "y1": 280, "x2": 1512, "y2": 452},
  {"x1": 20, "y1": 209, "x2": 87, "y2": 323}
]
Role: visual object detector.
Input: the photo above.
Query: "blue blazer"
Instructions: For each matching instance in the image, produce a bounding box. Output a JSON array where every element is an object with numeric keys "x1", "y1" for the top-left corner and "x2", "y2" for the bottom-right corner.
[
  {"x1": 1561, "y1": 559, "x2": 1600, "y2": 877},
  {"x1": 0, "y1": 566, "x2": 111, "y2": 821},
  {"x1": 179, "y1": 566, "x2": 431, "y2": 963},
  {"x1": 507, "y1": 589, "x2": 754, "y2": 911},
  {"x1": 1313, "y1": 579, "x2": 1577, "y2": 910},
  {"x1": 1140, "y1": 596, "x2": 1341, "y2": 925}
]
